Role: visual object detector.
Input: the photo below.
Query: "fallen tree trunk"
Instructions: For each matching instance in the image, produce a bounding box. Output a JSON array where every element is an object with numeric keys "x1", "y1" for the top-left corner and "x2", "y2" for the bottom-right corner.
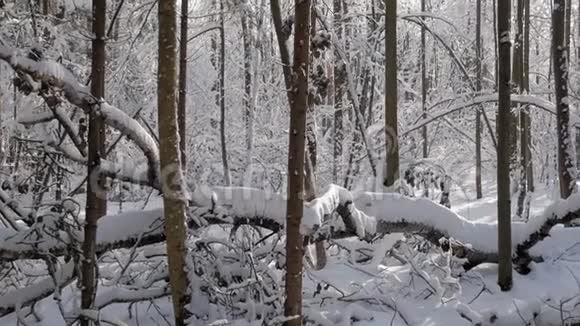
[{"x1": 0, "y1": 185, "x2": 578, "y2": 274}]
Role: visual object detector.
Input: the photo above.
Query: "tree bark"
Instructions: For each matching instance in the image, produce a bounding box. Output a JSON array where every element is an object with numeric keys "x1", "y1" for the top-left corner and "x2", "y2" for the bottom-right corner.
[
  {"x1": 42, "y1": 0, "x2": 53, "y2": 16},
  {"x1": 270, "y1": 0, "x2": 292, "y2": 105},
  {"x1": 421, "y1": 0, "x2": 428, "y2": 159},
  {"x1": 177, "y1": 0, "x2": 188, "y2": 168},
  {"x1": 497, "y1": 0, "x2": 513, "y2": 291},
  {"x1": 241, "y1": 12, "x2": 253, "y2": 168},
  {"x1": 384, "y1": 0, "x2": 399, "y2": 187},
  {"x1": 218, "y1": 0, "x2": 230, "y2": 186},
  {"x1": 524, "y1": 0, "x2": 533, "y2": 192},
  {"x1": 158, "y1": 0, "x2": 190, "y2": 324},
  {"x1": 553, "y1": 0, "x2": 575, "y2": 199},
  {"x1": 333, "y1": 0, "x2": 344, "y2": 184},
  {"x1": 284, "y1": 0, "x2": 310, "y2": 324},
  {"x1": 517, "y1": 0, "x2": 533, "y2": 218},
  {"x1": 81, "y1": 0, "x2": 107, "y2": 324},
  {"x1": 475, "y1": 0, "x2": 483, "y2": 199},
  {"x1": 514, "y1": 0, "x2": 526, "y2": 218}
]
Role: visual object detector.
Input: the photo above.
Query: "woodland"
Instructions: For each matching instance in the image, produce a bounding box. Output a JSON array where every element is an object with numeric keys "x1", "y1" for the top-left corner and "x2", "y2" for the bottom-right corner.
[{"x1": 0, "y1": 0, "x2": 580, "y2": 325}]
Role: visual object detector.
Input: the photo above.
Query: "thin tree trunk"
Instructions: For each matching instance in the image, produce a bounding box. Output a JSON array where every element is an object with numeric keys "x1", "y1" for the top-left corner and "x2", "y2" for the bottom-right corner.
[
  {"x1": 270, "y1": 0, "x2": 292, "y2": 105},
  {"x1": 421, "y1": 0, "x2": 428, "y2": 159},
  {"x1": 497, "y1": 0, "x2": 513, "y2": 291},
  {"x1": 158, "y1": 0, "x2": 190, "y2": 324},
  {"x1": 81, "y1": 0, "x2": 107, "y2": 324},
  {"x1": 524, "y1": 0, "x2": 533, "y2": 192},
  {"x1": 241, "y1": 12, "x2": 253, "y2": 169},
  {"x1": 304, "y1": 3, "x2": 326, "y2": 271},
  {"x1": 384, "y1": 0, "x2": 399, "y2": 187},
  {"x1": 178, "y1": 0, "x2": 188, "y2": 168},
  {"x1": 475, "y1": 0, "x2": 483, "y2": 199},
  {"x1": 218, "y1": 0, "x2": 230, "y2": 186},
  {"x1": 517, "y1": 0, "x2": 533, "y2": 219},
  {"x1": 284, "y1": 0, "x2": 310, "y2": 324},
  {"x1": 565, "y1": 0, "x2": 571, "y2": 62},
  {"x1": 514, "y1": 0, "x2": 525, "y2": 218},
  {"x1": 553, "y1": 0, "x2": 575, "y2": 199},
  {"x1": 332, "y1": 0, "x2": 344, "y2": 184}
]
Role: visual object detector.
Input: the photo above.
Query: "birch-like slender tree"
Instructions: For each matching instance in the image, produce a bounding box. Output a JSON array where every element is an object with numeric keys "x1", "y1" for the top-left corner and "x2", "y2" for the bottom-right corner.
[
  {"x1": 497, "y1": 0, "x2": 513, "y2": 291},
  {"x1": 158, "y1": 0, "x2": 190, "y2": 323},
  {"x1": 284, "y1": 0, "x2": 310, "y2": 324}
]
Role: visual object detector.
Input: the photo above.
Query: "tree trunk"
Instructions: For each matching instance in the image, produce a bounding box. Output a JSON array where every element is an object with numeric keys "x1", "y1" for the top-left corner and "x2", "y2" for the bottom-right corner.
[
  {"x1": 241, "y1": 12, "x2": 253, "y2": 169},
  {"x1": 304, "y1": 3, "x2": 327, "y2": 271},
  {"x1": 158, "y1": 0, "x2": 190, "y2": 324},
  {"x1": 384, "y1": 0, "x2": 399, "y2": 187},
  {"x1": 177, "y1": 0, "x2": 188, "y2": 168},
  {"x1": 565, "y1": 0, "x2": 571, "y2": 62},
  {"x1": 475, "y1": 0, "x2": 483, "y2": 199},
  {"x1": 517, "y1": 0, "x2": 533, "y2": 218},
  {"x1": 524, "y1": 0, "x2": 533, "y2": 192},
  {"x1": 218, "y1": 0, "x2": 230, "y2": 186},
  {"x1": 513, "y1": 0, "x2": 525, "y2": 218},
  {"x1": 332, "y1": 0, "x2": 344, "y2": 184},
  {"x1": 284, "y1": 0, "x2": 310, "y2": 324},
  {"x1": 421, "y1": 0, "x2": 428, "y2": 159},
  {"x1": 42, "y1": 0, "x2": 53, "y2": 16},
  {"x1": 270, "y1": 0, "x2": 292, "y2": 105},
  {"x1": 81, "y1": 0, "x2": 107, "y2": 324},
  {"x1": 553, "y1": 0, "x2": 575, "y2": 199},
  {"x1": 497, "y1": 0, "x2": 513, "y2": 291}
]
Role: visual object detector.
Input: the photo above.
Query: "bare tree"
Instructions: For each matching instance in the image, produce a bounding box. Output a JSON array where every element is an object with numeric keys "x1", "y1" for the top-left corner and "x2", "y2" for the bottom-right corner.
[
  {"x1": 553, "y1": 0, "x2": 575, "y2": 199},
  {"x1": 158, "y1": 0, "x2": 190, "y2": 324},
  {"x1": 81, "y1": 0, "x2": 107, "y2": 324},
  {"x1": 284, "y1": 0, "x2": 311, "y2": 324},
  {"x1": 497, "y1": 0, "x2": 513, "y2": 291},
  {"x1": 384, "y1": 0, "x2": 399, "y2": 187}
]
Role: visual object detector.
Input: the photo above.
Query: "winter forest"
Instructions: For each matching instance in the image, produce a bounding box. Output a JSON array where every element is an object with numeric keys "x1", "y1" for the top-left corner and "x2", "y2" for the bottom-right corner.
[{"x1": 0, "y1": 0, "x2": 580, "y2": 325}]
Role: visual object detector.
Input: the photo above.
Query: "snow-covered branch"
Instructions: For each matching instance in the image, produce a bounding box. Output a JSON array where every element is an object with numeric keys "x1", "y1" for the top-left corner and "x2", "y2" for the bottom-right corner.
[
  {"x1": 403, "y1": 94, "x2": 557, "y2": 136},
  {"x1": 0, "y1": 261, "x2": 75, "y2": 317},
  {"x1": 0, "y1": 45, "x2": 160, "y2": 187}
]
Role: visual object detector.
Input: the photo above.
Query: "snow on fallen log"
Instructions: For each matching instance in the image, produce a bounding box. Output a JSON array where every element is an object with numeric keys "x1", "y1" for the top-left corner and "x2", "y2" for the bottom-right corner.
[
  {"x1": 0, "y1": 260, "x2": 75, "y2": 317},
  {"x1": 0, "y1": 44, "x2": 160, "y2": 187},
  {"x1": 353, "y1": 190, "x2": 580, "y2": 268},
  {"x1": 0, "y1": 184, "x2": 579, "y2": 272},
  {"x1": 190, "y1": 184, "x2": 375, "y2": 238},
  {"x1": 0, "y1": 209, "x2": 165, "y2": 262}
]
